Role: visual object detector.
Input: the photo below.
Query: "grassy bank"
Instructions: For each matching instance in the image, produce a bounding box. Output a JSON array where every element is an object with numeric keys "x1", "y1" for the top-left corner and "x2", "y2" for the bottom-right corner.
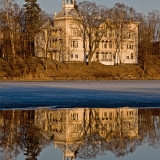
[{"x1": 0, "y1": 58, "x2": 160, "y2": 81}]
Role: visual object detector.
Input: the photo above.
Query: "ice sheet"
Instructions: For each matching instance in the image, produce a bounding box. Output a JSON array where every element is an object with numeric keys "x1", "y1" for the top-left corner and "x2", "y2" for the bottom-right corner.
[{"x1": 0, "y1": 81, "x2": 159, "y2": 109}]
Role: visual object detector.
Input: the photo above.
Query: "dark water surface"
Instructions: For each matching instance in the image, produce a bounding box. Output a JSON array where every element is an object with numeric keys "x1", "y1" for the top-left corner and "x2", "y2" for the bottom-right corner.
[{"x1": 0, "y1": 81, "x2": 160, "y2": 159}]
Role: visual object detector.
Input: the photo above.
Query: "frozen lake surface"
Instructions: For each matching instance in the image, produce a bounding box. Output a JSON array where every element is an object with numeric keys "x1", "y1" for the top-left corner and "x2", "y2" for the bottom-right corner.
[{"x1": 0, "y1": 81, "x2": 160, "y2": 109}]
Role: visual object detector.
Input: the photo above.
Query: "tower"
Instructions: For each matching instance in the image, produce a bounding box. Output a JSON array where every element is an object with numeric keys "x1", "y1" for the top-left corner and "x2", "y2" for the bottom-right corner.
[{"x1": 63, "y1": 0, "x2": 74, "y2": 9}]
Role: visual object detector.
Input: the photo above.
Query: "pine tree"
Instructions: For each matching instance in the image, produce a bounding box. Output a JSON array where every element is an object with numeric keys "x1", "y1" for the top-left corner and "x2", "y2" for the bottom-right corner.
[
  {"x1": 23, "y1": 0, "x2": 41, "y2": 56},
  {"x1": 23, "y1": 0, "x2": 41, "y2": 36}
]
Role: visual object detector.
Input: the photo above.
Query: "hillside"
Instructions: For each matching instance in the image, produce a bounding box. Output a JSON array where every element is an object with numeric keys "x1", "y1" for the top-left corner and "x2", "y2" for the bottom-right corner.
[{"x1": 0, "y1": 58, "x2": 160, "y2": 81}]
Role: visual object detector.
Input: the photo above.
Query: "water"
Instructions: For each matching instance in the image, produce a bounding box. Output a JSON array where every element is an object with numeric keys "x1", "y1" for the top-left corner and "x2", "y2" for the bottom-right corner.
[
  {"x1": 0, "y1": 81, "x2": 160, "y2": 160},
  {"x1": 1, "y1": 108, "x2": 160, "y2": 160},
  {"x1": 0, "y1": 81, "x2": 160, "y2": 109}
]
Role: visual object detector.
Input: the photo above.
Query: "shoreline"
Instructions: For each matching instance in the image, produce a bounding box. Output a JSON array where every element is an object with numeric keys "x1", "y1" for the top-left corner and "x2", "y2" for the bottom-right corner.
[{"x1": 0, "y1": 76, "x2": 160, "y2": 81}]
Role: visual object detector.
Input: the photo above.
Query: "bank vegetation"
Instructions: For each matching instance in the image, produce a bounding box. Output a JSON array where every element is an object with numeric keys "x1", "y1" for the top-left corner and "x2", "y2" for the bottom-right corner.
[{"x1": 0, "y1": 0, "x2": 160, "y2": 80}]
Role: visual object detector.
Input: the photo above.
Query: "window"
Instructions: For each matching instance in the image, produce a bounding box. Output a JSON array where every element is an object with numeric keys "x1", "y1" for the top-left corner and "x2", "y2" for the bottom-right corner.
[
  {"x1": 59, "y1": 40, "x2": 62, "y2": 48},
  {"x1": 130, "y1": 44, "x2": 133, "y2": 49},
  {"x1": 107, "y1": 53, "x2": 112, "y2": 59},
  {"x1": 104, "y1": 112, "x2": 107, "y2": 117},
  {"x1": 109, "y1": 41, "x2": 112, "y2": 48},
  {"x1": 59, "y1": 29, "x2": 62, "y2": 36},
  {"x1": 104, "y1": 43, "x2": 107, "y2": 48},
  {"x1": 96, "y1": 52, "x2": 99, "y2": 58},
  {"x1": 109, "y1": 30, "x2": 113, "y2": 37},
  {"x1": 101, "y1": 52, "x2": 112, "y2": 61},
  {"x1": 121, "y1": 111, "x2": 124, "y2": 116},
  {"x1": 128, "y1": 31, "x2": 133, "y2": 39},
  {"x1": 117, "y1": 44, "x2": 120, "y2": 49},
  {"x1": 71, "y1": 113, "x2": 78, "y2": 120},
  {"x1": 70, "y1": 54, "x2": 73, "y2": 58},
  {"x1": 71, "y1": 124, "x2": 81, "y2": 132},
  {"x1": 131, "y1": 53, "x2": 134, "y2": 59},
  {"x1": 75, "y1": 54, "x2": 78, "y2": 59},
  {"x1": 71, "y1": 28, "x2": 79, "y2": 37},
  {"x1": 109, "y1": 112, "x2": 112, "y2": 119},
  {"x1": 127, "y1": 43, "x2": 134, "y2": 49},
  {"x1": 48, "y1": 30, "x2": 52, "y2": 37},
  {"x1": 126, "y1": 56, "x2": 129, "y2": 59},
  {"x1": 102, "y1": 52, "x2": 104, "y2": 60},
  {"x1": 109, "y1": 123, "x2": 113, "y2": 129},
  {"x1": 71, "y1": 41, "x2": 78, "y2": 48},
  {"x1": 49, "y1": 39, "x2": 52, "y2": 48},
  {"x1": 102, "y1": 52, "x2": 107, "y2": 61}
]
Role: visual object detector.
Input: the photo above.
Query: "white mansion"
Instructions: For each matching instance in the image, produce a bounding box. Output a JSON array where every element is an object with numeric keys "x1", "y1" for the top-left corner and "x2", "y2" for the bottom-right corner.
[{"x1": 35, "y1": 0, "x2": 139, "y2": 65}]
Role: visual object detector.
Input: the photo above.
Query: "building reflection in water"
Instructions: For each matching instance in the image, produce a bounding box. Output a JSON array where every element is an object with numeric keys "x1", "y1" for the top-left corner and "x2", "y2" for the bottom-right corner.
[{"x1": 0, "y1": 108, "x2": 160, "y2": 160}]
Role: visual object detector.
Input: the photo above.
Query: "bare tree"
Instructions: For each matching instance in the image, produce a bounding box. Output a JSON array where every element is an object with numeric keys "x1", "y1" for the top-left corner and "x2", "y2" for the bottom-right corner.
[
  {"x1": 138, "y1": 10, "x2": 160, "y2": 76},
  {"x1": 70, "y1": 1, "x2": 109, "y2": 66},
  {"x1": 0, "y1": 0, "x2": 28, "y2": 78},
  {"x1": 0, "y1": 0, "x2": 17, "y2": 75},
  {"x1": 108, "y1": 3, "x2": 139, "y2": 65}
]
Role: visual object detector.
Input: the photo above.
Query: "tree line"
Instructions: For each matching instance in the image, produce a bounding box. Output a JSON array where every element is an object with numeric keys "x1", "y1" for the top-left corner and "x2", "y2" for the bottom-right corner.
[
  {"x1": 70, "y1": 1, "x2": 160, "y2": 70},
  {"x1": 0, "y1": 0, "x2": 160, "y2": 79},
  {"x1": 0, "y1": 0, "x2": 52, "y2": 78}
]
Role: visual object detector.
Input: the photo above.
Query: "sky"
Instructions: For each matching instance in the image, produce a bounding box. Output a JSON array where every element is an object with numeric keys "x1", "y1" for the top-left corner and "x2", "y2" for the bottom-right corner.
[
  {"x1": 17, "y1": 143, "x2": 160, "y2": 160},
  {"x1": 15, "y1": 0, "x2": 160, "y2": 15}
]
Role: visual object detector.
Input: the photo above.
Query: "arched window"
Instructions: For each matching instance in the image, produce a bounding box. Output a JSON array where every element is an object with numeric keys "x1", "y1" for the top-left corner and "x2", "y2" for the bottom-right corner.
[{"x1": 101, "y1": 40, "x2": 104, "y2": 48}]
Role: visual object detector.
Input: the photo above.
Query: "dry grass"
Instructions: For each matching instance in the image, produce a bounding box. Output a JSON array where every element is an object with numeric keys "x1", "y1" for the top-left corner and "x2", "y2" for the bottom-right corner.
[{"x1": 0, "y1": 58, "x2": 160, "y2": 80}]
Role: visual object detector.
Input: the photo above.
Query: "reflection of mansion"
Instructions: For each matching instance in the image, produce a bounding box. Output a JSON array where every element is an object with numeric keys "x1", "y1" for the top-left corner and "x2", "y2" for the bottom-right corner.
[
  {"x1": 35, "y1": 108, "x2": 139, "y2": 160},
  {"x1": 35, "y1": 0, "x2": 139, "y2": 65}
]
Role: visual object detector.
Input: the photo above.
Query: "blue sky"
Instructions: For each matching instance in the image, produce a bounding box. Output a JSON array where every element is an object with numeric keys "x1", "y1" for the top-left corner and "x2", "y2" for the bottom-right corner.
[{"x1": 16, "y1": 0, "x2": 160, "y2": 15}]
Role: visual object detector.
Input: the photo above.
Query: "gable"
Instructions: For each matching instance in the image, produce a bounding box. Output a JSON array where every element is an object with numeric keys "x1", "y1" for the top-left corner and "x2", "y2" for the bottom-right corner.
[{"x1": 40, "y1": 20, "x2": 54, "y2": 30}]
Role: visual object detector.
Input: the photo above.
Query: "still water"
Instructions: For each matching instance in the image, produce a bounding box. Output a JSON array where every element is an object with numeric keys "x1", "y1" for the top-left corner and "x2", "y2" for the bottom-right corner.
[
  {"x1": 0, "y1": 108, "x2": 160, "y2": 160},
  {"x1": 0, "y1": 81, "x2": 160, "y2": 160}
]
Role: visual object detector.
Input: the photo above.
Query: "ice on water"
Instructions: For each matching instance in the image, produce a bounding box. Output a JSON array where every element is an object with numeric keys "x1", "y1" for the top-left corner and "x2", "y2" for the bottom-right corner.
[{"x1": 0, "y1": 81, "x2": 160, "y2": 109}]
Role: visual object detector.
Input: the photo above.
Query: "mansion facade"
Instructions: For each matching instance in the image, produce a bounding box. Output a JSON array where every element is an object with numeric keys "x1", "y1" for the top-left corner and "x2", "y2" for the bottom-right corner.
[{"x1": 35, "y1": 0, "x2": 139, "y2": 65}]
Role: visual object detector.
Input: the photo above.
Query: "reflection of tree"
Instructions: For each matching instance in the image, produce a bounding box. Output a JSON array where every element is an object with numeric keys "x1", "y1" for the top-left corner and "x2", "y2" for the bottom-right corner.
[
  {"x1": 0, "y1": 108, "x2": 160, "y2": 160},
  {"x1": 78, "y1": 108, "x2": 160, "y2": 159},
  {"x1": 76, "y1": 109, "x2": 107, "y2": 159},
  {"x1": 74, "y1": 108, "x2": 139, "y2": 159},
  {"x1": 138, "y1": 109, "x2": 160, "y2": 148},
  {"x1": 77, "y1": 133, "x2": 107, "y2": 159},
  {"x1": 0, "y1": 110, "x2": 20, "y2": 160},
  {"x1": 105, "y1": 136, "x2": 139, "y2": 157},
  {"x1": 24, "y1": 125, "x2": 42, "y2": 160},
  {"x1": 105, "y1": 110, "x2": 139, "y2": 157},
  {"x1": 0, "y1": 110, "x2": 50, "y2": 160}
]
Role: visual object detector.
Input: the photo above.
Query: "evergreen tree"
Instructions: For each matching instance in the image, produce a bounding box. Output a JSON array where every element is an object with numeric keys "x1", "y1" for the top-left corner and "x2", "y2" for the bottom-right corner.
[
  {"x1": 23, "y1": 0, "x2": 41, "y2": 37},
  {"x1": 23, "y1": 0, "x2": 41, "y2": 55}
]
